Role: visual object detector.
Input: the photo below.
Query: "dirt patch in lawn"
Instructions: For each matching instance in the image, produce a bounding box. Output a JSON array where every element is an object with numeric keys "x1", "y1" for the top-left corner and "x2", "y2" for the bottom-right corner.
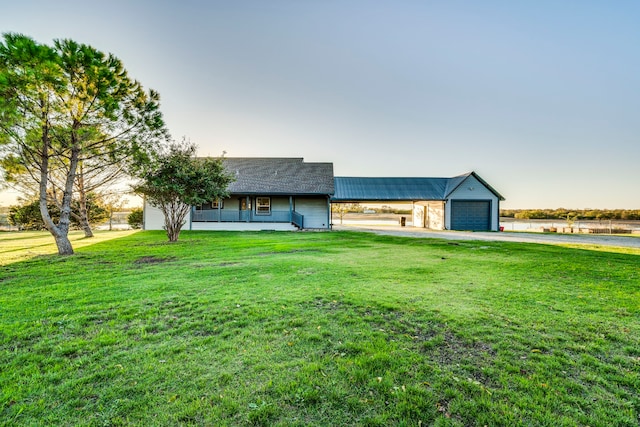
[{"x1": 134, "y1": 255, "x2": 176, "y2": 265}]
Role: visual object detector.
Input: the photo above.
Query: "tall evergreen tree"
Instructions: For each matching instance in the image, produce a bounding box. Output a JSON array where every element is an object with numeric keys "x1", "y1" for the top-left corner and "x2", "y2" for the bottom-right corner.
[{"x1": 0, "y1": 33, "x2": 166, "y2": 254}]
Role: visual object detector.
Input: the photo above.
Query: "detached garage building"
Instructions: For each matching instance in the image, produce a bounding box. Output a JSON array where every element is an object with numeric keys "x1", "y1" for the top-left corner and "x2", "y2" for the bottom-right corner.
[{"x1": 332, "y1": 172, "x2": 504, "y2": 231}]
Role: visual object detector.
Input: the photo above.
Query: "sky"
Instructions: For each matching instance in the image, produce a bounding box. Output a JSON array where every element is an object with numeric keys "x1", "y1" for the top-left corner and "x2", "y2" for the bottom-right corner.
[{"x1": 1, "y1": 0, "x2": 639, "y2": 209}]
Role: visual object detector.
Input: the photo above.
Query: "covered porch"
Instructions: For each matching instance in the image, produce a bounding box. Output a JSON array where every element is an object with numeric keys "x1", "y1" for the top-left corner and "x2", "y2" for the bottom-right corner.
[{"x1": 189, "y1": 195, "x2": 305, "y2": 229}]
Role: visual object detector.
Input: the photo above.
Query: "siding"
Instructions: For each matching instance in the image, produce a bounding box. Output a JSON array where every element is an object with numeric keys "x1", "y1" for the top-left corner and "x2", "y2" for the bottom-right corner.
[
  {"x1": 271, "y1": 197, "x2": 291, "y2": 212},
  {"x1": 295, "y1": 197, "x2": 330, "y2": 229},
  {"x1": 413, "y1": 201, "x2": 445, "y2": 230},
  {"x1": 413, "y1": 204, "x2": 425, "y2": 228},
  {"x1": 447, "y1": 175, "x2": 497, "y2": 200},
  {"x1": 143, "y1": 202, "x2": 165, "y2": 230},
  {"x1": 143, "y1": 201, "x2": 193, "y2": 231}
]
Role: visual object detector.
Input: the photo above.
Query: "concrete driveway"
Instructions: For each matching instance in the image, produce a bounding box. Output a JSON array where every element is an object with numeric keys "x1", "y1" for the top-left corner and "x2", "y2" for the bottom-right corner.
[{"x1": 333, "y1": 224, "x2": 640, "y2": 249}]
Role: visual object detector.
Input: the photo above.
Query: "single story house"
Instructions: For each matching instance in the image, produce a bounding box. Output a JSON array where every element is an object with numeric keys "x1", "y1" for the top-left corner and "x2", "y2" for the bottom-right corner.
[
  {"x1": 143, "y1": 158, "x2": 504, "y2": 232},
  {"x1": 143, "y1": 158, "x2": 335, "y2": 231},
  {"x1": 332, "y1": 172, "x2": 505, "y2": 231}
]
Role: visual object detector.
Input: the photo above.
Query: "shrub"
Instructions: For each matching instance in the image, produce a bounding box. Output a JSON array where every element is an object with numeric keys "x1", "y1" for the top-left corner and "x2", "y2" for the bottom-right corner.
[{"x1": 128, "y1": 208, "x2": 144, "y2": 229}]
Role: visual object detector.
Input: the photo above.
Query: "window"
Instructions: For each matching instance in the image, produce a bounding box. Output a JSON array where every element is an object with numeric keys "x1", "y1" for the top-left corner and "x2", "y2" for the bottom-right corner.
[
  {"x1": 256, "y1": 197, "x2": 271, "y2": 215},
  {"x1": 211, "y1": 199, "x2": 223, "y2": 209}
]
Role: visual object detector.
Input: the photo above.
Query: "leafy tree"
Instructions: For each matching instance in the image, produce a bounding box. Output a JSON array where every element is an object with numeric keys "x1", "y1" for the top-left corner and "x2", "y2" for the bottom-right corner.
[
  {"x1": 596, "y1": 211, "x2": 614, "y2": 221},
  {"x1": 127, "y1": 208, "x2": 143, "y2": 229},
  {"x1": 0, "y1": 33, "x2": 166, "y2": 254},
  {"x1": 100, "y1": 191, "x2": 128, "y2": 231},
  {"x1": 133, "y1": 140, "x2": 234, "y2": 242},
  {"x1": 331, "y1": 203, "x2": 348, "y2": 224}
]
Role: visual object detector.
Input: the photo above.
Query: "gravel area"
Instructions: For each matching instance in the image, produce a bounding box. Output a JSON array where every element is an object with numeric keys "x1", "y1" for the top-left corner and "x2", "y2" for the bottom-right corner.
[{"x1": 333, "y1": 224, "x2": 640, "y2": 249}]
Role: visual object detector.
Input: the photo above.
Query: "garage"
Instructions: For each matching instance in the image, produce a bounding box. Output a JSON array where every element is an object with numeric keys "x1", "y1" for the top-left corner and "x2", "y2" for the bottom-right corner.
[
  {"x1": 333, "y1": 172, "x2": 504, "y2": 232},
  {"x1": 450, "y1": 200, "x2": 491, "y2": 231}
]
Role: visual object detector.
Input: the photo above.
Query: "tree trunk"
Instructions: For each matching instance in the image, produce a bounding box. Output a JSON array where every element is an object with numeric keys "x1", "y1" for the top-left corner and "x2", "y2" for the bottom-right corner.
[
  {"x1": 76, "y1": 164, "x2": 94, "y2": 238},
  {"x1": 37, "y1": 118, "x2": 75, "y2": 255},
  {"x1": 167, "y1": 224, "x2": 180, "y2": 242},
  {"x1": 54, "y1": 145, "x2": 81, "y2": 255},
  {"x1": 162, "y1": 200, "x2": 189, "y2": 242},
  {"x1": 81, "y1": 220, "x2": 94, "y2": 237},
  {"x1": 52, "y1": 229, "x2": 75, "y2": 255}
]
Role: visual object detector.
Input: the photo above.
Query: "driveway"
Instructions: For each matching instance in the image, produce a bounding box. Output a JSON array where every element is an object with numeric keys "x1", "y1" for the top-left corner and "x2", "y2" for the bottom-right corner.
[{"x1": 333, "y1": 224, "x2": 640, "y2": 249}]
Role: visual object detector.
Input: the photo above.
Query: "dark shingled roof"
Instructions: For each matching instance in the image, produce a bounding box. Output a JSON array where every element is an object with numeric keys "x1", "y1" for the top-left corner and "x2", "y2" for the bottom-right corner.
[
  {"x1": 332, "y1": 172, "x2": 504, "y2": 202},
  {"x1": 222, "y1": 158, "x2": 334, "y2": 195}
]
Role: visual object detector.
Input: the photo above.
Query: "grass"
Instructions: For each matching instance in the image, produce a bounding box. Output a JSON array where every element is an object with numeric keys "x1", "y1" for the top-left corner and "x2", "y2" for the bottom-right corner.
[
  {"x1": 1, "y1": 230, "x2": 639, "y2": 426},
  {"x1": 0, "y1": 230, "x2": 138, "y2": 265}
]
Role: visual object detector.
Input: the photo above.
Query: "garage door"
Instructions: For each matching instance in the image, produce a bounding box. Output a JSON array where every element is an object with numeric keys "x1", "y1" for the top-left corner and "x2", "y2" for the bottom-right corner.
[{"x1": 451, "y1": 200, "x2": 491, "y2": 231}]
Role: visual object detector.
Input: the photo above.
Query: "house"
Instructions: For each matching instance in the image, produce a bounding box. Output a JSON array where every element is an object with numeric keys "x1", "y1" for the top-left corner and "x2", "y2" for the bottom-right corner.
[
  {"x1": 143, "y1": 158, "x2": 334, "y2": 231},
  {"x1": 332, "y1": 172, "x2": 505, "y2": 231},
  {"x1": 143, "y1": 158, "x2": 504, "y2": 232}
]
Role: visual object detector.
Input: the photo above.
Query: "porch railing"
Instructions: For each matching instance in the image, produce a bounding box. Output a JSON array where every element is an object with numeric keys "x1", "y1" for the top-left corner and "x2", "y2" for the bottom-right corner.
[
  {"x1": 292, "y1": 211, "x2": 304, "y2": 228},
  {"x1": 192, "y1": 209, "x2": 301, "y2": 224}
]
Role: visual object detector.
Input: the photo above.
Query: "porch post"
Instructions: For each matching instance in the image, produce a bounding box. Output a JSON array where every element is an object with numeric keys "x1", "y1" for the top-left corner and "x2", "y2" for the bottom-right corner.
[
  {"x1": 246, "y1": 196, "x2": 250, "y2": 222},
  {"x1": 218, "y1": 201, "x2": 221, "y2": 222},
  {"x1": 289, "y1": 196, "x2": 293, "y2": 222}
]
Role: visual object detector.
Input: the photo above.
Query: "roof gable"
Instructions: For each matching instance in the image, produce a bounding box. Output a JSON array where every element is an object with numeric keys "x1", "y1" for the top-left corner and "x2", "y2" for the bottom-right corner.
[
  {"x1": 222, "y1": 158, "x2": 334, "y2": 195},
  {"x1": 444, "y1": 172, "x2": 505, "y2": 201}
]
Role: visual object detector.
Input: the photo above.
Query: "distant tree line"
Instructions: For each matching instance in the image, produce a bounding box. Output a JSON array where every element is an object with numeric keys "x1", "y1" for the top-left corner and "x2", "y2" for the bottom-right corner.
[
  {"x1": 331, "y1": 203, "x2": 411, "y2": 214},
  {"x1": 500, "y1": 209, "x2": 640, "y2": 221},
  {"x1": 374, "y1": 205, "x2": 412, "y2": 214}
]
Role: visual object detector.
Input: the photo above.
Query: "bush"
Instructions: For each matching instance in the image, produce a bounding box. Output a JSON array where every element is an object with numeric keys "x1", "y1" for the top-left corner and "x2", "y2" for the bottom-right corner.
[
  {"x1": 8, "y1": 201, "x2": 53, "y2": 231},
  {"x1": 128, "y1": 208, "x2": 144, "y2": 229},
  {"x1": 8, "y1": 195, "x2": 109, "y2": 231}
]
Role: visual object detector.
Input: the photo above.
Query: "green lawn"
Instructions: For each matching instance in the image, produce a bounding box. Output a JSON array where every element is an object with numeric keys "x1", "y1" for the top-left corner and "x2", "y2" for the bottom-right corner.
[{"x1": 1, "y1": 230, "x2": 639, "y2": 426}]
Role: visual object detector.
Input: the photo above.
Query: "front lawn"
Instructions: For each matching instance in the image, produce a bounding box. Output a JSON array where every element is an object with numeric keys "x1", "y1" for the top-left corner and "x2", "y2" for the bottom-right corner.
[{"x1": 1, "y1": 230, "x2": 638, "y2": 426}]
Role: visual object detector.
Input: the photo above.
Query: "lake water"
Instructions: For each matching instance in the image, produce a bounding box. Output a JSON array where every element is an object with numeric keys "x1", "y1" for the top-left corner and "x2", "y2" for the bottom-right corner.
[{"x1": 334, "y1": 214, "x2": 640, "y2": 232}]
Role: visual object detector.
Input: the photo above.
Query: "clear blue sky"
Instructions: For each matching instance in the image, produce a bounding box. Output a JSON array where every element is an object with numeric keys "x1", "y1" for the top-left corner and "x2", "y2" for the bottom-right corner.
[{"x1": 1, "y1": 0, "x2": 639, "y2": 209}]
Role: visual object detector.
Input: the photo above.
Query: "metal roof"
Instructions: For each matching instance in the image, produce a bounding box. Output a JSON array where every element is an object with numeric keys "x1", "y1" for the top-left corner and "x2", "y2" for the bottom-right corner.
[
  {"x1": 332, "y1": 177, "x2": 450, "y2": 201},
  {"x1": 332, "y1": 172, "x2": 504, "y2": 202},
  {"x1": 222, "y1": 158, "x2": 334, "y2": 195}
]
